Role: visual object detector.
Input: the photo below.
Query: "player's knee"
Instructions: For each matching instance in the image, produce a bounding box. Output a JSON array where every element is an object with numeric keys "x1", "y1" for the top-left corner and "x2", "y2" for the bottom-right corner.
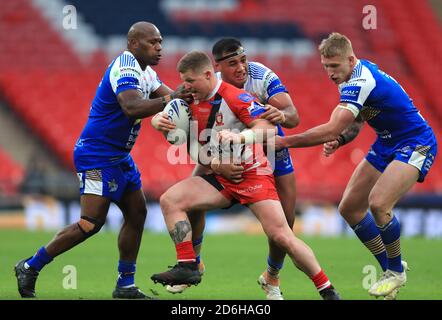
[
  {"x1": 138, "y1": 205, "x2": 148, "y2": 219},
  {"x1": 338, "y1": 200, "x2": 354, "y2": 219},
  {"x1": 188, "y1": 210, "x2": 204, "y2": 227},
  {"x1": 77, "y1": 216, "x2": 104, "y2": 238},
  {"x1": 268, "y1": 228, "x2": 291, "y2": 249},
  {"x1": 159, "y1": 192, "x2": 181, "y2": 215},
  {"x1": 368, "y1": 193, "x2": 390, "y2": 217},
  {"x1": 368, "y1": 201, "x2": 388, "y2": 218}
]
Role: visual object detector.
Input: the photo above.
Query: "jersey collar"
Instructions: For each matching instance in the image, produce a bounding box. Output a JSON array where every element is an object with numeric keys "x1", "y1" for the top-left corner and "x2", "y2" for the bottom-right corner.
[{"x1": 206, "y1": 78, "x2": 222, "y2": 100}]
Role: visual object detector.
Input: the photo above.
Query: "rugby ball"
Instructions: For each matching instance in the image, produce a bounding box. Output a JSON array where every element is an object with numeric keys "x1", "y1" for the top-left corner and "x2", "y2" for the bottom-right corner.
[{"x1": 162, "y1": 98, "x2": 191, "y2": 145}]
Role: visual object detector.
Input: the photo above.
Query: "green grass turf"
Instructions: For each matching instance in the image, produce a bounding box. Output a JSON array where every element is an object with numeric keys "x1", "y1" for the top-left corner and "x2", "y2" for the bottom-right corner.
[{"x1": 1, "y1": 229, "x2": 441, "y2": 300}]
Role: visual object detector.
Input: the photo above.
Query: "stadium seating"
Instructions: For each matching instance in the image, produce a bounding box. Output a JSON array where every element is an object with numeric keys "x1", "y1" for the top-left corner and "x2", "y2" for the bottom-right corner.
[
  {"x1": 0, "y1": 148, "x2": 24, "y2": 196},
  {"x1": 0, "y1": 0, "x2": 440, "y2": 200}
]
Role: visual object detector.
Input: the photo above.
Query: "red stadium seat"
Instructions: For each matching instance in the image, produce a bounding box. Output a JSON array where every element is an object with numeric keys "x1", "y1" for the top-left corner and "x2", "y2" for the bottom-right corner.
[
  {"x1": 0, "y1": 0, "x2": 440, "y2": 200},
  {"x1": 0, "y1": 149, "x2": 24, "y2": 195}
]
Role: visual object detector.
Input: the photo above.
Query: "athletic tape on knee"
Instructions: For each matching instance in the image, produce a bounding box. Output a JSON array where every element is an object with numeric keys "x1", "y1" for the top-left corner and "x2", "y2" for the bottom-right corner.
[{"x1": 77, "y1": 215, "x2": 104, "y2": 236}]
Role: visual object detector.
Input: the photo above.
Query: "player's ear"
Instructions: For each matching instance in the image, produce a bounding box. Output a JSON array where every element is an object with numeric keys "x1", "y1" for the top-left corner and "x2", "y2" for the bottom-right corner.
[
  {"x1": 348, "y1": 55, "x2": 356, "y2": 65},
  {"x1": 205, "y1": 70, "x2": 211, "y2": 80},
  {"x1": 128, "y1": 38, "x2": 139, "y2": 49}
]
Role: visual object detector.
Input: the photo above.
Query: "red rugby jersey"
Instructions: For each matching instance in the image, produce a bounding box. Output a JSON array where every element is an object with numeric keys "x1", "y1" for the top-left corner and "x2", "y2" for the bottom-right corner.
[{"x1": 190, "y1": 80, "x2": 270, "y2": 173}]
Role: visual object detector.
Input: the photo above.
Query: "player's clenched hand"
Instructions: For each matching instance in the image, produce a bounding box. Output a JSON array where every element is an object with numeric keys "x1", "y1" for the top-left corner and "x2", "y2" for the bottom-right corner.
[
  {"x1": 260, "y1": 104, "x2": 286, "y2": 125},
  {"x1": 172, "y1": 84, "x2": 194, "y2": 104},
  {"x1": 217, "y1": 130, "x2": 242, "y2": 145},
  {"x1": 274, "y1": 135, "x2": 287, "y2": 150},
  {"x1": 323, "y1": 140, "x2": 339, "y2": 157},
  {"x1": 151, "y1": 111, "x2": 176, "y2": 133},
  {"x1": 211, "y1": 158, "x2": 244, "y2": 184}
]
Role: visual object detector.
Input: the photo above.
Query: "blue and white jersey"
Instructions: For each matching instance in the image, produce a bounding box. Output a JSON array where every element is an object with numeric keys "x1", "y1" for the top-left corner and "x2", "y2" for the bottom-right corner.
[
  {"x1": 216, "y1": 61, "x2": 288, "y2": 103},
  {"x1": 244, "y1": 61, "x2": 288, "y2": 103},
  {"x1": 338, "y1": 60, "x2": 432, "y2": 145},
  {"x1": 215, "y1": 61, "x2": 294, "y2": 176},
  {"x1": 74, "y1": 50, "x2": 162, "y2": 171},
  {"x1": 244, "y1": 62, "x2": 294, "y2": 175}
]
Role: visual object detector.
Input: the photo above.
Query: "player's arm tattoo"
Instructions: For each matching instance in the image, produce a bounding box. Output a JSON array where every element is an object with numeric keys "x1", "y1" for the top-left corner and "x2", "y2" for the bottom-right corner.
[
  {"x1": 169, "y1": 220, "x2": 192, "y2": 244},
  {"x1": 336, "y1": 118, "x2": 364, "y2": 146}
]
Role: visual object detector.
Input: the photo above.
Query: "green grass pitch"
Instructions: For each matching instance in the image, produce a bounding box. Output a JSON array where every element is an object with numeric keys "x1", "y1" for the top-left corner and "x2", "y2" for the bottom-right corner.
[{"x1": 1, "y1": 229, "x2": 441, "y2": 300}]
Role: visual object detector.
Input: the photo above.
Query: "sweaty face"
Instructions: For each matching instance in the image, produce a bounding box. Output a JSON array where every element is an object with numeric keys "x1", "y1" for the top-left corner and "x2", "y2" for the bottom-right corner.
[
  {"x1": 321, "y1": 55, "x2": 354, "y2": 85},
  {"x1": 136, "y1": 32, "x2": 163, "y2": 66},
  {"x1": 180, "y1": 69, "x2": 213, "y2": 101},
  {"x1": 217, "y1": 53, "x2": 248, "y2": 89}
]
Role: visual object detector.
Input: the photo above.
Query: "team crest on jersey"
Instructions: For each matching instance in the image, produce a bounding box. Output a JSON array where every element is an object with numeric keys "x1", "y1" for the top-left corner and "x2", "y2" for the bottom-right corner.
[
  {"x1": 215, "y1": 112, "x2": 224, "y2": 126},
  {"x1": 238, "y1": 93, "x2": 254, "y2": 102}
]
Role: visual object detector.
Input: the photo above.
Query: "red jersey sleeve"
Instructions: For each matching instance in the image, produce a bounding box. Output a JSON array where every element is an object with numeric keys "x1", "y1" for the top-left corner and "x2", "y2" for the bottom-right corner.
[{"x1": 219, "y1": 82, "x2": 265, "y2": 127}]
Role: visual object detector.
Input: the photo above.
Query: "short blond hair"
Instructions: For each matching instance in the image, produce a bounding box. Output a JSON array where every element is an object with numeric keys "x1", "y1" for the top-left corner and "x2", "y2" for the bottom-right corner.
[
  {"x1": 318, "y1": 32, "x2": 354, "y2": 58},
  {"x1": 177, "y1": 50, "x2": 213, "y2": 74}
]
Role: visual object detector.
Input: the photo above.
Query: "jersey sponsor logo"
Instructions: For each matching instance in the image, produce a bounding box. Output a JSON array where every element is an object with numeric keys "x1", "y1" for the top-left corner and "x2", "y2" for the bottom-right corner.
[
  {"x1": 235, "y1": 184, "x2": 263, "y2": 194},
  {"x1": 268, "y1": 81, "x2": 286, "y2": 96},
  {"x1": 375, "y1": 129, "x2": 392, "y2": 139},
  {"x1": 341, "y1": 86, "x2": 361, "y2": 101},
  {"x1": 210, "y1": 99, "x2": 222, "y2": 105},
  {"x1": 119, "y1": 67, "x2": 141, "y2": 76},
  {"x1": 263, "y1": 72, "x2": 277, "y2": 88},
  {"x1": 238, "y1": 93, "x2": 254, "y2": 102},
  {"x1": 347, "y1": 78, "x2": 366, "y2": 84},
  {"x1": 126, "y1": 126, "x2": 140, "y2": 149}
]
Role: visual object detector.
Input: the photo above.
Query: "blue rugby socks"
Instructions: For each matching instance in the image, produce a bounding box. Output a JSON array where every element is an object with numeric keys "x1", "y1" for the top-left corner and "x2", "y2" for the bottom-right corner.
[
  {"x1": 193, "y1": 236, "x2": 204, "y2": 265},
  {"x1": 267, "y1": 256, "x2": 283, "y2": 279},
  {"x1": 25, "y1": 246, "x2": 53, "y2": 272},
  {"x1": 378, "y1": 215, "x2": 403, "y2": 273},
  {"x1": 351, "y1": 213, "x2": 389, "y2": 271},
  {"x1": 117, "y1": 260, "x2": 136, "y2": 288}
]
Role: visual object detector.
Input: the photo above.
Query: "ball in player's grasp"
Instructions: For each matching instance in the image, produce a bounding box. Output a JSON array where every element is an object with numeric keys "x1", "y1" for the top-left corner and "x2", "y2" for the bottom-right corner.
[{"x1": 162, "y1": 98, "x2": 191, "y2": 145}]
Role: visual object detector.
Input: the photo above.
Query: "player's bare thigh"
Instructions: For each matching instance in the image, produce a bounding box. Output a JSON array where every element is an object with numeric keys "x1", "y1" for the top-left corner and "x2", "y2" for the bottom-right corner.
[
  {"x1": 160, "y1": 176, "x2": 231, "y2": 214},
  {"x1": 80, "y1": 194, "x2": 111, "y2": 222},
  {"x1": 118, "y1": 188, "x2": 147, "y2": 223},
  {"x1": 368, "y1": 160, "x2": 419, "y2": 225},
  {"x1": 187, "y1": 164, "x2": 211, "y2": 227},
  {"x1": 338, "y1": 159, "x2": 382, "y2": 225},
  {"x1": 248, "y1": 199, "x2": 291, "y2": 237},
  {"x1": 249, "y1": 199, "x2": 321, "y2": 276}
]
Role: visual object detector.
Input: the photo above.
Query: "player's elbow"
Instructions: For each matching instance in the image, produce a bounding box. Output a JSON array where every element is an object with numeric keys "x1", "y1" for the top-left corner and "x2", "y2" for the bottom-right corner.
[
  {"x1": 325, "y1": 123, "x2": 342, "y2": 141},
  {"x1": 121, "y1": 103, "x2": 138, "y2": 118},
  {"x1": 284, "y1": 112, "x2": 300, "y2": 128}
]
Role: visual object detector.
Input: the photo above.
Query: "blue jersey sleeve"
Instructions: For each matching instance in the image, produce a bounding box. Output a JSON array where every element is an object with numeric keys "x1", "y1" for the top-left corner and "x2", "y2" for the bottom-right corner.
[
  {"x1": 110, "y1": 53, "x2": 143, "y2": 96},
  {"x1": 115, "y1": 72, "x2": 141, "y2": 96},
  {"x1": 266, "y1": 76, "x2": 288, "y2": 100},
  {"x1": 338, "y1": 63, "x2": 376, "y2": 117}
]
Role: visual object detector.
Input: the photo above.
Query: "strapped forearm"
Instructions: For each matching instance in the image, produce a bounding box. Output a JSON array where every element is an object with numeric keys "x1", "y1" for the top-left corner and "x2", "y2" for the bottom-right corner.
[
  {"x1": 240, "y1": 121, "x2": 277, "y2": 144},
  {"x1": 336, "y1": 120, "x2": 364, "y2": 146}
]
